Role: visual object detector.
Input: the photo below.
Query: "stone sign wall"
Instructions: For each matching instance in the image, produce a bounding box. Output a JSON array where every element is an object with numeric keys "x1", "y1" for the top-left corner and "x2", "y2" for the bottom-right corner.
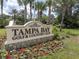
[{"x1": 5, "y1": 21, "x2": 53, "y2": 50}]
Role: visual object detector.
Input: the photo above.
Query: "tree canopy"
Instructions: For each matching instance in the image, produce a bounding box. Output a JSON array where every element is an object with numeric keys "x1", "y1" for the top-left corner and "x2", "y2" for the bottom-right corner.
[{"x1": 0, "y1": 0, "x2": 79, "y2": 28}]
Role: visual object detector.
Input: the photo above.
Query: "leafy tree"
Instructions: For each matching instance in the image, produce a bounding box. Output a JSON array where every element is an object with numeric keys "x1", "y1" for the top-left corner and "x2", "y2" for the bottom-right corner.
[
  {"x1": 16, "y1": 10, "x2": 25, "y2": 25},
  {"x1": 54, "y1": 0, "x2": 79, "y2": 30},
  {"x1": 0, "y1": 14, "x2": 9, "y2": 28},
  {"x1": 35, "y1": 2, "x2": 46, "y2": 20},
  {"x1": 16, "y1": 15, "x2": 25, "y2": 25},
  {"x1": 41, "y1": 15, "x2": 49, "y2": 24},
  {"x1": 11, "y1": 9, "x2": 18, "y2": 23},
  {"x1": 66, "y1": 4, "x2": 79, "y2": 28},
  {"x1": 46, "y1": 0, "x2": 53, "y2": 19},
  {"x1": 29, "y1": 0, "x2": 34, "y2": 20},
  {"x1": 17, "y1": 0, "x2": 29, "y2": 23}
]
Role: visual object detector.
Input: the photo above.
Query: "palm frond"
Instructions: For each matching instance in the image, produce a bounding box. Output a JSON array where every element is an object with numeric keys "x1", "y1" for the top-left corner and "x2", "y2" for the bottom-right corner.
[{"x1": 17, "y1": 0, "x2": 23, "y2": 6}]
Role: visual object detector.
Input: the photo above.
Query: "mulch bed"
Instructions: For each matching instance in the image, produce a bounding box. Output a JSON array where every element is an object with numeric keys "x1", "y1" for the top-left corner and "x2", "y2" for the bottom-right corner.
[{"x1": 0, "y1": 40, "x2": 63, "y2": 59}]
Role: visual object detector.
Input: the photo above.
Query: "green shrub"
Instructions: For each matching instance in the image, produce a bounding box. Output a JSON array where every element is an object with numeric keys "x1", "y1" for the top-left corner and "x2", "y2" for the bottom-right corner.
[{"x1": 52, "y1": 26, "x2": 61, "y2": 40}]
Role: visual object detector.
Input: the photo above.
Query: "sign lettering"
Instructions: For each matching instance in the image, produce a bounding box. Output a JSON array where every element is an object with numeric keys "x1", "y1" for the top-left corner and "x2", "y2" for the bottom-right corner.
[{"x1": 12, "y1": 27, "x2": 50, "y2": 40}]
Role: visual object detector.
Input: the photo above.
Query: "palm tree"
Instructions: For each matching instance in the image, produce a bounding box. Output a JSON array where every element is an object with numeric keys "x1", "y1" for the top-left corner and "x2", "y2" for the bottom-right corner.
[
  {"x1": 46, "y1": 0, "x2": 53, "y2": 19},
  {"x1": 12, "y1": 9, "x2": 17, "y2": 23},
  {"x1": 35, "y1": 2, "x2": 46, "y2": 20},
  {"x1": 0, "y1": 0, "x2": 3, "y2": 17},
  {"x1": 0, "y1": 0, "x2": 8, "y2": 18},
  {"x1": 29, "y1": 0, "x2": 34, "y2": 20},
  {"x1": 17, "y1": 0, "x2": 29, "y2": 23}
]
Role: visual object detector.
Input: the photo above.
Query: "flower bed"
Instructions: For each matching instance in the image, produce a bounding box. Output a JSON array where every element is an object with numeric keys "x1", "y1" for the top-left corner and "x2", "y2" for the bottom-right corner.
[{"x1": 0, "y1": 40, "x2": 63, "y2": 59}]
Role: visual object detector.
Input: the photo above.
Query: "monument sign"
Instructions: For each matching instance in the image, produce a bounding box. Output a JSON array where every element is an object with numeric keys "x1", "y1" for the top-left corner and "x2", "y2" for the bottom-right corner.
[{"x1": 5, "y1": 21, "x2": 53, "y2": 50}]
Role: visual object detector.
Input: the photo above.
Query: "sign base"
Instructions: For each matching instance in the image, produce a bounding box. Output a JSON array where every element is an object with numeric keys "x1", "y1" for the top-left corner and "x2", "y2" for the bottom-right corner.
[{"x1": 5, "y1": 34, "x2": 53, "y2": 50}]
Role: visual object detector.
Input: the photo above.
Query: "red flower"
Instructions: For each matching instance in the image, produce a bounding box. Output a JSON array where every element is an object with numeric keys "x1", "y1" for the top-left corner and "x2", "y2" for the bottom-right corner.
[
  {"x1": 6, "y1": 53, "x2": 12, "y2": 59},
  {"x1": 19, "y1": 48, "x2": 26, "y2": 52}
]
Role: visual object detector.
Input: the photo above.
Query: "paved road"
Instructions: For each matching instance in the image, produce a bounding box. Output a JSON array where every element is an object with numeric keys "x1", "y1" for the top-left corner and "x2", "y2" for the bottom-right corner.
[
  {"x1": 71, "y1": 36, "x2": 79, "y2": 43},
  {"x1": 0, "y1": 39, "x2": 6, "y2": 48}
]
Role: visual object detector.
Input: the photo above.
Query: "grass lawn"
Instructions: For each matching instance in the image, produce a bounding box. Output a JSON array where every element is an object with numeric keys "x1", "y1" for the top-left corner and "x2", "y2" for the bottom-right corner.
[
  {"x1": 63, "y1": 28, "x2": 79, "y2": 36},
  {"x1": 53, "y1": 26, "x2": 79, "y2": 36},
  {"x1": 38, "y1": 27, "x2": 79, "y2": 59},
  {"x1": 0, "y1": 29, "x2": 6, "y2": 38},
  {"x1": 38, "y1": 37, "x2": 79, "y2": 59}
]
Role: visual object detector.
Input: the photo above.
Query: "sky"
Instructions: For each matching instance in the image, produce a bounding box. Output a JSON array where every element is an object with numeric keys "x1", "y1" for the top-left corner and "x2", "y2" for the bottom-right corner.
[{"x1": 0, "y1": 0, "x2": 25, "y2": 15}]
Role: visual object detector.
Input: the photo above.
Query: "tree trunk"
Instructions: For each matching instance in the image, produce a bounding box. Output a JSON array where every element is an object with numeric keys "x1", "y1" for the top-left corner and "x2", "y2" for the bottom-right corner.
[
  {"x1": 40, "y1": 10, "x2": 42, "y2": 19},
  {"x1": 60, "y1": 6, "x2": 66, "y2": 31},
  {"x1": 30, "y1": 2, "x2": 32, "y2": 20},
  {"x1": 49, "y1": 6, "x2": 51, "y2": 19},
  {"x1": 13, "y1": 13, "x2": 16, "y2": 24},
  {"x1": 1, "y1": 0, "x2": 3, "y2": 18},
  {"x1": 48, "y1": 5, "x2": 51, "y2": 24},
  {"x1": 24, "y1": 5, "x2": 27, "y2": 23},
  {"x1": 38, "y1": 9, "x2": 40, "y2": 20},
  {"x1": 68, "y1": 5, "x2": 73, "y2": 16}
]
